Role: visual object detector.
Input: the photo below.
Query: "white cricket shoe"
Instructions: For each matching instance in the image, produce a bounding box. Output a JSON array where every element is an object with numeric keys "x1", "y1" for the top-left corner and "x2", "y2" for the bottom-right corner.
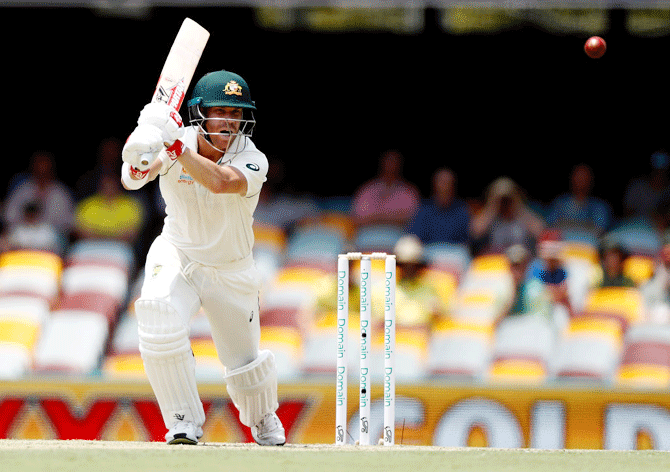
[
  {"x1": 165, "y1": 421, "x2": 203, "y2": 445},
  {"x1": 251, "y1": 412, "x2": 286, "y2": 446}
]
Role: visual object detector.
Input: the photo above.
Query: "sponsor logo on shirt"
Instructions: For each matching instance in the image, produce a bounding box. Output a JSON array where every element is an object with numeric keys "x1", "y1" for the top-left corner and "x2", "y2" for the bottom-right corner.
[{"x1": 178, "y1": 166, "x2": 194, "y2": 185}]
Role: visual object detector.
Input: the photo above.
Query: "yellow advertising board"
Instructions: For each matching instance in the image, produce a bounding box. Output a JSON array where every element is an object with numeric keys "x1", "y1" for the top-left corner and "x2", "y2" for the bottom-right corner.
[{"x1": 1, "y1": 380, "x2": 669, "y2": 449}]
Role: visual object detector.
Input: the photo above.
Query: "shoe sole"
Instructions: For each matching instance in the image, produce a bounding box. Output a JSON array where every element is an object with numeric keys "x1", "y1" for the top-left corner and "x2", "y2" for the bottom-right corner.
[
  {"x1": 167, "y1": 434, "x2": 198, "y2": 445},
  {"x1": 254, "y1": 439, "x2": 286, "y2": 446}
]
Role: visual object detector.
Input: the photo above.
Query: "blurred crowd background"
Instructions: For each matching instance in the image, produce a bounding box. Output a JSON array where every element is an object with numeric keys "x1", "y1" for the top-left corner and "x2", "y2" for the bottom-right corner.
[{"x1": 2, "y1": 3, "x2": 670, "y2": 389}]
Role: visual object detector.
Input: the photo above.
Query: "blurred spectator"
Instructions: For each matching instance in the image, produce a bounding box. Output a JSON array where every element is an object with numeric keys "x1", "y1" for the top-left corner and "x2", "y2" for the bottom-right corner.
[
  {"x1": 546, "y1": 163, "x2": 612, "y2": 237},
  {"x1": 597, "y1": 236, "x2": 636, "y2": 288},
  {"x1": 375, "y1": 234, "x2": 447, "y2": 333},
  {"x1": 3, "y1": 150, "x2": 75, "y2": 237},
  {"x1": 503, "y1": 244, "x2": 552, "y2": 320},
  {"x1": 470, "y1": 176, "x2": 545, "y2": 255},
  {"x1": 74, "y1": 137, "x2": 124, "y2": 201},
  {"x1": 5, "y1": 201, "x2": 63, "y2": 254},
  {"x1": 351, "y1": 149, "x2": 420, "y2": 229},
  {"x1": 640, "y1": 231, "x2": 670, "y2": 324},
  {"x1": 408, "y1": 167, "x2": 470, "y2": 245},
  {"x1": 623, "y1": 150, "x2": 669, "y2": 220},
  {"x1": 73, "y1": 172, "x2": 145, "y2": 244},
  {"x1": 529, "y1": 229, "x2": 572, "y2": 329}
]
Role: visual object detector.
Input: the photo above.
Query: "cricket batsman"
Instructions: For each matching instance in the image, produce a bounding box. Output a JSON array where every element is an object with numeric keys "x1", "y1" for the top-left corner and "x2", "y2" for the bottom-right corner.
[{"x1": 120, "y1": 70, "x2": 286, "y2": 446}]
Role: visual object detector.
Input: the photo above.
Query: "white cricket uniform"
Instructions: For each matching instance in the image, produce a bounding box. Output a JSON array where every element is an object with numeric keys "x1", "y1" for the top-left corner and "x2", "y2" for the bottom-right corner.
[{"x1": 139, "y1": 126, "x2": 268, "y2": 371}]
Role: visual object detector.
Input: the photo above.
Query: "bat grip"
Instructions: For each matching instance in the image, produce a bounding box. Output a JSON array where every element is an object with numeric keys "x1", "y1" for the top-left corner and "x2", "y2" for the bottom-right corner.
[{"x1": 140, "y1": 152, "x2": 155, "y2": 167}]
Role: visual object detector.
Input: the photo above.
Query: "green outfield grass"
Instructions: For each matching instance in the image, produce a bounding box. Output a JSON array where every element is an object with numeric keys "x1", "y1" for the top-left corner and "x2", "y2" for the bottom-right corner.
[{"x1": 1, "y1": 441, "x2": 670, "y2": 472}]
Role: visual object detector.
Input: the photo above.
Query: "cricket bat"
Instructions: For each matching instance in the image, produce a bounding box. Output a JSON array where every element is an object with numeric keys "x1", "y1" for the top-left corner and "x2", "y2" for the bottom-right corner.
[{"x1": 140, "y1": 17, "x2": 210, "y2": 166}]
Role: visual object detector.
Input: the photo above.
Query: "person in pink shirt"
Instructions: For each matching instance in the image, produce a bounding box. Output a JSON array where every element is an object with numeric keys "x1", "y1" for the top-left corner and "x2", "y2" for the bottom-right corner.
[{"x1": 351, "y1": 149, "x2": 421, "y2": 229}]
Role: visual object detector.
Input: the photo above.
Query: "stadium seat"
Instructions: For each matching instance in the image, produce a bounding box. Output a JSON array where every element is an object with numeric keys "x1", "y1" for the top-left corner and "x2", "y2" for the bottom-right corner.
[
  {"x1": 561, "y1": 241, "x2": 599, "y2": 266},
  {"x1": 253, "y1": 223, "x2": 286, "y2": 285},
  {"x1": 560, "y1": 227, "x2": 600, "y2": 250},
  {"x1": 260, "y1": 325, "x2": 303, "y2": 382},
  {"x1": 60, "y1": 264, "x2": 129, "y2": 304},
  {"x1": 616, "y1": 323, "x2": 670, "y2": 389},
  {"x1": 58, "y1": 264, "x2": 130, "y2": 326},
  {"x1": 191, "y1": 337, "x2": 226, "y2": 381},
  {"x1": 623, "y1": 255, "x2": 655, "y2": 286},
  {"x1": 101, "y1": 310, "x2": 143, "y2": 379},
  {"x1": 108, "y1": 310, "x2": 140, "y2": 354},
  {"x1": 66, "y1": 239, "x2": 135, "y2": 274},
  {"x1": 486, "y1": 314, "x2": 558, "y2": 385},
  {"x1": 33, "y1": 309, "x2": 109, "y2": 375},
  {"x1": 353, "y1": 224, "x2": 404, "y2": 254},
  {"x1": 488, "y1": 358, "x2": 547, "y2": 385},
  {"x1": 583, "y1": 286, "x2": 644, "y2": 331},
  {"x1": 424, "y1": 242, "x2": 471, "y2": 280},
  {"x1": 284, "y1": 225, "x2": 345, "y2": 270},
  {"x1": 449, "y1": 258, "x2": 514, "y2": 326},
  {"x1": 0, "y1": 250, "x2": 63, "y2": 303},
  {"x1": 317, "y1": 211, "x2": 356, "y2": 241},
  {"x1": 422, "y1": 267, "x2": 458, "y2": 313},
  {"x1": 609, "y1": 219, "x2": 662, "y2": 257},
  {"x1": 299, "y1": 312, "x2": 337, "y2": 377},
  {"x1": 564, "y1": 259, "x2": 597, "y2": 315},
  {"x1": 551, "y1": 316, "x2": 623, "y2": 383},
  {"x1": 378, "y1": 327, "x2": 429, "y2": 383},
  {"x1": 101, "y1": 352, "x2": 145, "y2": 380},
  {"x1": 426, "y1": 318, "x2": 493, "y2": 380},
  {"x1": 0, "y1": 296, "x2": 50, "y2": 379},
  {"x1": 469, "y1": 253, "x2": 510, "y2": 274},
  {"x1": 253, "y1": 223, "x2": 287, "y2": 253}
]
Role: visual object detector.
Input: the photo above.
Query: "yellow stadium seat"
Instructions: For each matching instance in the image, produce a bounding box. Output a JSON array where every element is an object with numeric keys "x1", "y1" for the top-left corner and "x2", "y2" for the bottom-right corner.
[
  {"x1": 0, "y1": 317, "x2": 41, "y2": 352},
  {"x1": 423, "y1": 268, "x2": 458, "y2": 311},
  {"x1": 0, "y1": 250, "x2": 62, "y2": 276},
  {"x1": 623, "y1": 255, "x2": 655, "y2": 286},
  {"x1": 617, "y1": 364, "x2": 670, "y2": 389},
  {"x1": 488, "y1": 358, "x2": 546, "y2": 384},
  {"x1": 253, "y1": 223, "x2": 286, "y2": 252},
  {"x1": 584, "y1": 287, "x2": 644, "y2": 329},
  {"x1": 562, "y1": 242, "x2": 599, "y2": 265},
  {"x1": 427, "y1": 318, "x2": 493, "y2": 379},
  {"x1": 102, "y1": 353, "x2": 145, "y2": 379},
  {"x1": 260, "y1": 325, "x2": 302, "y2": 381},
  {"x1": 553, "y1": 315, "x2": 623, "y2": 382},
  {"x1": 469, "y1": 254, "x2": 510, "y2": 274}
]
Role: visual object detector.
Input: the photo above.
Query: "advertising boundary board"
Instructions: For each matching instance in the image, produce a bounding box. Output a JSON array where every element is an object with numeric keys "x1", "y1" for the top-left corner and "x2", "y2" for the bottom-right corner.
[{"x1": 1, "y1": 380, "x2": 670, "y2": 449}]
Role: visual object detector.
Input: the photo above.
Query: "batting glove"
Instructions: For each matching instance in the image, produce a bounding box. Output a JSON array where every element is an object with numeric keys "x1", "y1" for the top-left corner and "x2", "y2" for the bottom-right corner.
[
  {"x1": 138, "y1": 102, "x2": 184, "y2": 145},
  {"x1": 122, "y1": 123, "x2": 164, "y2": 171}
]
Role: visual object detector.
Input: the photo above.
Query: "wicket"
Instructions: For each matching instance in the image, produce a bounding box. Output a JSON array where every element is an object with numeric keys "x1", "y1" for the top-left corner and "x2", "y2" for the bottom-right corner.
[{"x1": 336, "y1": 252, "x2": 396, "y2": 446}]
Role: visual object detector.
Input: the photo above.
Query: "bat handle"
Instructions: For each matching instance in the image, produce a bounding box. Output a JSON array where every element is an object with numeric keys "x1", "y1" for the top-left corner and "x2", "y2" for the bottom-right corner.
[{"x1": 140, "y1": 152, "x2": 155, "y2": 167}]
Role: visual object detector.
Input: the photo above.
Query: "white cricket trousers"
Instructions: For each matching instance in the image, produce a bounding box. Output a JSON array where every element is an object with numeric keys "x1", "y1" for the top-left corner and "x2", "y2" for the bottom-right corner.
[{"x1": 139, "y1": 234, "x2": 262, "y2": 371}]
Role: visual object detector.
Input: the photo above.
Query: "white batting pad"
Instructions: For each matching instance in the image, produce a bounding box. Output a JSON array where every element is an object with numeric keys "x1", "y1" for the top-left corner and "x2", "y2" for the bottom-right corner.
[
  {"x1": 136, "y1": 298, "x2": 205, "y2": 429},
  {"x1": 223, "y1": 349, "x2": 278, "y2": 427}
]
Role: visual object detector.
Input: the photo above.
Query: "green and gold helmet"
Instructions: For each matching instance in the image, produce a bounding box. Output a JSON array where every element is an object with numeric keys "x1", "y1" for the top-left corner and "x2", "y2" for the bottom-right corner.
[
  {"x1": 188, "y1": 70, "x2": 256, "y2": 111},
  {"x1": 187, "y1": 70, "x2": 256, "y2": 151}
]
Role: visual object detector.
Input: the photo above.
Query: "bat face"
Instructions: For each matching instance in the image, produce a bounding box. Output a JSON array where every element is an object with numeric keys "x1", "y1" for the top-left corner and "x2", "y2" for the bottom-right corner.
[
  {"x1": 138, "y1": 18, "x2": 209, "y2": 166},
  {"x1": 154, "y1": 77, "x2": 186, "y2": 110},
  {"x1": 151, "y1": 18, "x2": 209, "y2": 112}
]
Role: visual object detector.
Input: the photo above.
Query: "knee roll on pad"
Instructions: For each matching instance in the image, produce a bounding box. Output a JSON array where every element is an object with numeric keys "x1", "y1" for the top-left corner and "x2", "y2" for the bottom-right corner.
[
  {"x1": 135, "y1": 298, "x2": 205, "y2": 429},
  {"x1": 223, "y1": 349, "x2": 279, "y2": 427}
]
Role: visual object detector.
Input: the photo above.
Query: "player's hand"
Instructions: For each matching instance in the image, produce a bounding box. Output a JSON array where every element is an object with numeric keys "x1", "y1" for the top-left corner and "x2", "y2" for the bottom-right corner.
[
  {"x1": 122, "y1": 124, "x2": 164, "y2": 170},
  {"x1": 138, "y1": 102, "x2": 184, "y2": 145}
]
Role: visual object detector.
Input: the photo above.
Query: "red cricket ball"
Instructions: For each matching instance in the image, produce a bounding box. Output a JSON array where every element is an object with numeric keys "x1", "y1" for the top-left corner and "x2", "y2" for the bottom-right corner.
[{"x1": 584, "y1": 36, "x2": 606, "y2": 59}]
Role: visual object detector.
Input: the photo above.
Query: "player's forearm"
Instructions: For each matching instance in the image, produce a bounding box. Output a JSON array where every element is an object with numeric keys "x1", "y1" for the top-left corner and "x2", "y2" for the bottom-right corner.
[{"x1": 177, "y1": 148, "x2": 247, "y2": 195}]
